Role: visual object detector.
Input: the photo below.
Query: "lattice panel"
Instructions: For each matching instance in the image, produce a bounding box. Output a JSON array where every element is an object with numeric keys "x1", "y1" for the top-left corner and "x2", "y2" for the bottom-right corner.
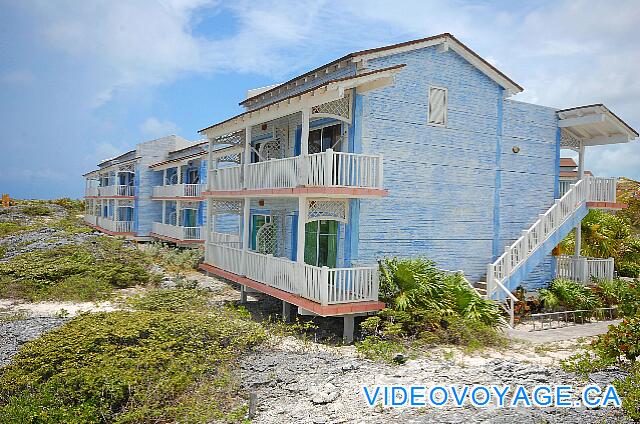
[
  {"x1": 311, "y1": 93, "x2": 351, "y2": 123},
  {"x1": 256, "y1": 222, "x2": 277, "y2": 255},
  {"x1": 119, "y1": 163, "x2": 135, "y2": 173},
  {"x1": 209, "y1": 200, "x2": 242, "y2": 215},
  {"x1": 118, "y1": 199, "x2": 134, "y2": 207},
  {"x1": 217, "y1": 153, "x2": 241, "y2": 164},
  {"x1": 213, "y1": 130, "x2": 245, "y2": 147},
  {"x1": 560, "y1": 128, "x2": 581, "y2": 150},
  {"x1": 307, "y1": 200, "x2": 348, "y2": 222},
  {"x1": 259, "y1": 138, "x2": 282, "y2": 160}
]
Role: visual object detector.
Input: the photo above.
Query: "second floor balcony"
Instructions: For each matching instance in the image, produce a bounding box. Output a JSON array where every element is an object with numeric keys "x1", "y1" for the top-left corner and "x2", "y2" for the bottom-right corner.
[
  {"x1": 151, "y1": 222, "x2": 203, "y2": 242},
  {"x1": 84, "y1": 185, "x2": 135, "y2": 198},
  {"x1": 208, "y1": 149, "x2": 384, "y2": 195},
  {"x1": 152, "y1": 183, "x2": 203, "y2": 198}
]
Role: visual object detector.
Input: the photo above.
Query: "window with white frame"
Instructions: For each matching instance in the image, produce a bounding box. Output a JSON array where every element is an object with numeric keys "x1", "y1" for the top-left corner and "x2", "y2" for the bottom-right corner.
[{"x1": 427, "y1": 86, "x2": 447, "y2": 126}]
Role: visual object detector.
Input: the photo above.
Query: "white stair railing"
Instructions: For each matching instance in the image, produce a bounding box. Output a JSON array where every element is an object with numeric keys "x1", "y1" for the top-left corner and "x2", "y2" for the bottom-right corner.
[{"x1": 485, "y1": 177, "x2": 617, "y2": 327}]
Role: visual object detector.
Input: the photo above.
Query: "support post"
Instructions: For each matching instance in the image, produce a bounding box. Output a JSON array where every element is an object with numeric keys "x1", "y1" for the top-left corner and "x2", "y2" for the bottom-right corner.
[
  {"x1": 343, "y1": 315, "x2": 354, "y2": 344},
  {"x1": 575, "y1": 141, "x2": 584, "y2": 257},
  {"x1": 282, "y1": 301, "x2": 291, "y2": 322},
  {"x1": 241, "y1": 197, "x2": 250, "y2": 276},
  {"x1": 301, "y1": 108, "x2": 310, "y2": 156},
  {"x1": 162, "y1": 200, "x2": 166, "y2": 224},
  {"x1": 243, "y1": 125, "x2": 252, "y2": 189},
  {"x1": 240, "y1": 285, "x2": 247, "y2": 303}
]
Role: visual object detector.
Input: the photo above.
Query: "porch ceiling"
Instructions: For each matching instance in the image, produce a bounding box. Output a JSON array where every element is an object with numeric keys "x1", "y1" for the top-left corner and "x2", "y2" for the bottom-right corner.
[{"x1": 558, "y1": 104, "x2": 638, "y2": 147}]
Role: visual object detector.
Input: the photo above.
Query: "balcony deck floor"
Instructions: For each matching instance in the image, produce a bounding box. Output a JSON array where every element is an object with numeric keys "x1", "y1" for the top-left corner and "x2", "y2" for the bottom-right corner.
[{"x1": 199, "y1": 262, "x2": 385, "y2": 317}]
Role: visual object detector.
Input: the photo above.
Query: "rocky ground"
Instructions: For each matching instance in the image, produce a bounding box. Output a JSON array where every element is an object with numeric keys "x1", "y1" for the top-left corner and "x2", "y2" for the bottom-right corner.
[{"x1": 0, "y1": 269, "x2": 629, "y2": 423}]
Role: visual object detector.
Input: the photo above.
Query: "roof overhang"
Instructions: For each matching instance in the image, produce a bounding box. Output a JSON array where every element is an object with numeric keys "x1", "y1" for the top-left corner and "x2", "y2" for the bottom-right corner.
[
  {"x1": 199, "y1": 64, "x2": 405, "y2": 139},
  {"x1": 558, "y1": 104, "x2": 638, "y2": 147},
  {"x1": 149, "y1": 151, "x2": 207, "y2": 170},
  {"x1": 351, "y1": 34, "x2": 523, "y2": 96}
]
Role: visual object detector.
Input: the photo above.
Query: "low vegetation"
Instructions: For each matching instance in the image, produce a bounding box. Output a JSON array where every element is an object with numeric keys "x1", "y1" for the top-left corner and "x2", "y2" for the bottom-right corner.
[
  {"x1": 561, "y1": 209, "x2": 640, "y2": 278},
  {"x1": 0, "y1": 289, "x2": 266, "y2": 423},
  {"x1": 356, "y1": 258, "x2": 506, "y2": 361},
  {"x1": 143, "y1": 242, "x2": 202, "y2": 273},
  {"x1": 0, "y1": 238, "x2": 158, "y2": 301},
  {"x1": 563, "y1": 316, "x2": 640, "y2": 420}
]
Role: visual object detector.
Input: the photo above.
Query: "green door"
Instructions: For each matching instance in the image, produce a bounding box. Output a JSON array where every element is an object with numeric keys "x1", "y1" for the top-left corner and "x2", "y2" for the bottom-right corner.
[{"x1": 304, "y1": 220, "x2": 338, "y2": 267}]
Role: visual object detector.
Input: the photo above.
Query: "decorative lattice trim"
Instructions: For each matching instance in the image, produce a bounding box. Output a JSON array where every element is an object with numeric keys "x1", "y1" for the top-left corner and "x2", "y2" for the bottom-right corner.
[
  {"x1": 209, "y1": 200, "x2": 242, "y2": 215},
  {"x1": 311, "y1": 93, "x2": 351, "y2": 123},
  {"x1": 217, "y1": 153, "x2": 241, "y2": 164},
  {"x1": 259, "y1": 138, "x2": 282, "y2": 160},
  {"x1": 117, "y1": 199, "x2": 134, "y2": 207},
  {"x1": 307, "y1": 200, "x2": 348, "y2": 222},
  {"x1": 560, "y1": 129, "x2": 581, "y2": 151},
  {"x1": 118, "y1": 163, "x2": 135, "y2": 173},
  {"x1": 213, "y1": 130, "x2": 245, "y2": 147},
  {"x1": 180, "y1": 201, "x2": 199, "y2": 210}
]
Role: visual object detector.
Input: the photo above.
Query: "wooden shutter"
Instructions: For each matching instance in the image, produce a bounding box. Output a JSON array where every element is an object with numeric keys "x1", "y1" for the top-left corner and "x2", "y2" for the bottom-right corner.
[{"x1": 428, "y1": 86, "x2": 447, "y2": 126}]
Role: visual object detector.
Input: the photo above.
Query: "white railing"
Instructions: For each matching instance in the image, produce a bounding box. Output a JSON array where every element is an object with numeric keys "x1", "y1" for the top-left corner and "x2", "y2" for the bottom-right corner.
[
  {"x1": 208, "y1": 149, "x2": 383, "y2": 192},
  {"x1": 85, "y1": 187, "x2": 99, "y2": 197},
  {"x1": 556, "y1": 256, "x2": 615, "y2": 283},
  {"x1": 98, "y1": 185, "x2": 135, "y2": 197},
  {"x1": 152, "y1": 222, "x2": 202, "y2": 240},
  {"x1": 96, "y1": 217, "x2": 133, "y2": 233},
  {"x1": 209, "y1": 231, "x2": 241, "y2": 247},
  {"x1": 205, "y1": 242, "x2": 379, "y2": 305},
  {"x1": 152, "y1": 184, "x2": 203, "y2": 198},
  {"x1": 559, "y1": 180, "x2": 572, "y2": 197},
  {"x1": 485, "y1": 177, "x2": 617, "y2": 326},
  {"x1": 209, "y1": 166, "x2": 242, "y2": 191}
]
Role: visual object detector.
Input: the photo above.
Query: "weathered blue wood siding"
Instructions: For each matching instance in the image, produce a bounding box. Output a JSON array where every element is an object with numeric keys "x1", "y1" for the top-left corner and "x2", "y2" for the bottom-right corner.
[{"x1": 353, "y1": 45, "x2": 559, "y2": 289}]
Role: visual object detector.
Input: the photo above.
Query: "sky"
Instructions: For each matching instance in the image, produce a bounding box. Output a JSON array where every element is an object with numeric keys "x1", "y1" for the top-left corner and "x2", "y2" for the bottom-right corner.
[{"x1": 1, "y1": 0, "x2": 639, "y2": 199}]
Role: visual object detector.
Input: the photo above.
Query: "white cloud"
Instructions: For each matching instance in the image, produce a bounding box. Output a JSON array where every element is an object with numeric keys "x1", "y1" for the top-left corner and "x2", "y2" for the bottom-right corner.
[{"x1": 139, "y1": 117, "x2": 179, "y2": 137}]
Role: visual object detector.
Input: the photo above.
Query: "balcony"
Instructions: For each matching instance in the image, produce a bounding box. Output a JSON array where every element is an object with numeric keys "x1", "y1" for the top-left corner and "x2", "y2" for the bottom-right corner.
[
  {"x1": 204, "y1": 243, "x2": 379, "y2": 306},
  {"x1": 85, "y1": 187, "x2": 99, "y2": 197},
  {"x1": 151, "y1": 222, "x2": 203, "y2": 242},
  {"x1": 152, "y1": 184, "x2": 203, "y2": 198},
  {"x1": 98, "y1": 185, "x2": 135, "y2": 197},
  {"x1": 556, "y1": 255, "x2": 615, "y2": 283},
  {"x1": 208, "y1": 149, "x2": 384, "y2": 195},
  {"x1": 95, "y1": 217, "x2": 133, "y2": 233}
]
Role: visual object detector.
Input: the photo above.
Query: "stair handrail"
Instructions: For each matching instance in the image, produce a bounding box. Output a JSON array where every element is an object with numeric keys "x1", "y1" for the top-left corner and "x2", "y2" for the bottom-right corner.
[{"x1": 486, "y1": 177, "x2": 616, "y2": 302}]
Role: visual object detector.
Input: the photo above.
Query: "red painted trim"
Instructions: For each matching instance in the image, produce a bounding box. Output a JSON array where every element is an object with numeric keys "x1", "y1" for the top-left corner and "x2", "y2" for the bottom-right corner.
[
  {"x1": 199, "y1": 263, "x2": 385, "y2": 316},
  {"x1": 202, "y1": 187, "x2": 389, "y2": 198},
  {"x1": 151, "y1": 196, "x2": 204, "y2": 201},
  {"x1": 86, "y1": 223, "x2": 136, "y2": 236},
  {"x1": 84, "y1": 196, "x2": 135, "y2": 199},
  {"x1": 587, "y1": 201, "x2": 628, "y2": 210},
  {"x1": 149, "y1": 232, "x2": 204, "y2": 245}
]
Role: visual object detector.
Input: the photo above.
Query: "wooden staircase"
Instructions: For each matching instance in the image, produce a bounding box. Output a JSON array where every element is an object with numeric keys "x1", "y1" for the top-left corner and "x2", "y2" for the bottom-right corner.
[{"x1": 477, "y1": 177, "x2": 618, "y2": 327}]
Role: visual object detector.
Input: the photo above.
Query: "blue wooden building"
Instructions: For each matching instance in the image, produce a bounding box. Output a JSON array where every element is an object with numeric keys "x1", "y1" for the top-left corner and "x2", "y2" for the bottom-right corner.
[
  {"x1": 83, "y1": 34, "x2": 637, "y2": 338},
  {"x1": 83, "y1": 134, "x2": 210, "y2": 246},
  {"x1": 197, "y1": 33, "x2": 637, "y2": 337}
]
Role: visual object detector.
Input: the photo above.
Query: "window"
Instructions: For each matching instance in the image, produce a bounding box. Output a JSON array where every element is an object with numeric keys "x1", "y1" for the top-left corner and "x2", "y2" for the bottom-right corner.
[
  {"x1": 427, "y1": 86, "x2": 447, "y2": 126},
  {"x1": 304, "y1": 220, "x2": 338, "y2": 268},
  {"x1": 309, "y1": 124, "x2": 341, "y2": 154}
]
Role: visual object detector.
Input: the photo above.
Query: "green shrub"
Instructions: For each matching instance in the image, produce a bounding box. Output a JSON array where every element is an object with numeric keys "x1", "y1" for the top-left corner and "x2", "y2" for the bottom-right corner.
[
  {"x1": 0, "y1": 308, "x2": 265, "y2": 423},
  {"x1": 378, "y1": 257, "x2": 503, "y2": 326},
  {"x1": 22, "y1": 204, "x2": 51, "y2": 216},
  {"x1": 618, "y1": 261, "x2": 640, "y2": 278},
  {"x1": 127, "y1": 288, "x2": 209, "y2": 312},
  {"x1": 0, "y1": 238, "x2": 156, "y2": 301},
  {"x1": 538, "y1": 278, "x2": 600, "y2": 312},
  {"x1": 563, "y1": 316, "x2": 640, "y2": 420},
  {"x1": 144, "y1": 243, "x2": 202, "y2": 273},
  {"x1": 594, "y1": 278, "x2": 640, "y2": 317},
  {"x1": 52, "y1": 197, "x2": 84, "y2": 212},
  {"x1": 0, "y1": 222, "x2": 23, "y2": 237}
]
